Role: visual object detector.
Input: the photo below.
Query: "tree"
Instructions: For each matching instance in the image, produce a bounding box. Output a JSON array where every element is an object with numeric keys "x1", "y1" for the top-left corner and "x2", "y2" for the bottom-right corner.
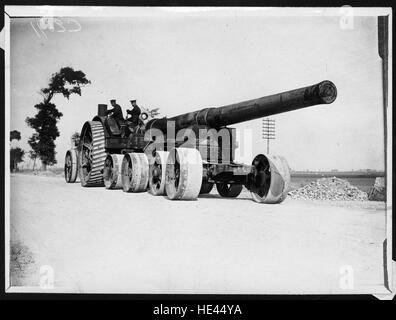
[
  {"x1": 10, "y1": 130, "x2": 24, "y2": 172},
  {"x1": 26, "y1": 67, "x2": 90, "y2": 170},
  {"x1": 10, "y1": 148, "x2": 25, "y2": 172},
  {"x1": 28, "y1": 150, "x2": 39, "y2": 171},
  {"x1": 39, "y1": 67, "x2": 91, "y2": 104}
]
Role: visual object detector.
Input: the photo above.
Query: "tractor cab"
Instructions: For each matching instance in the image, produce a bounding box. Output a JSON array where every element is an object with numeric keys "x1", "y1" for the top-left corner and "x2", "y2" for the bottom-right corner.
[{"x1": 106, "y1": 117, "x2": 123, "y2": 136}]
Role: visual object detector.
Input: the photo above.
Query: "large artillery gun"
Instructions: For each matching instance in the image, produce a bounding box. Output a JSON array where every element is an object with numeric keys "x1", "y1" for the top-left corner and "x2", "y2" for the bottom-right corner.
[{"x1": 64, "y1": 80, "x2": 337, "y2": 203}]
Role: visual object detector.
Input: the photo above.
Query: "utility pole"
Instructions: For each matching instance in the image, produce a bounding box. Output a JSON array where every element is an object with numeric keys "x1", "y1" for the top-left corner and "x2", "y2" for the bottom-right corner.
[{"x1": 262, "y1": 118, "x2": 275, "y2": 154}]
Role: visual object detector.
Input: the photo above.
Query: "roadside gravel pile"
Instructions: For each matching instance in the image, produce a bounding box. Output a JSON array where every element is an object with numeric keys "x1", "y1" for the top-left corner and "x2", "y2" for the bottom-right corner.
[{"x1": 288, "y1": 177, "x2": 368, "y2": 201}]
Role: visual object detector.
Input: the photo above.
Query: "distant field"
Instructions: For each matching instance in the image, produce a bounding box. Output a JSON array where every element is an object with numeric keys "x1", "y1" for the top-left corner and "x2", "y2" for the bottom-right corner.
[
  {"x1": 14, "y1": 167, "x2": 64, "y2": 177},
  {"x1": 14, "y1": 168, "x2": 383, "y2": 194},
  {"x1": 290, "y1": 171, "x2": 385, "y2": 193}
]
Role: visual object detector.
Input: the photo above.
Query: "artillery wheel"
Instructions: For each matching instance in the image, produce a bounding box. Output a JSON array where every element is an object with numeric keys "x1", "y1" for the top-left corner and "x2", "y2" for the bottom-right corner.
[
  {"x1": 79, "y1": 121, "x2": 107, "y2": 187},
  {"x1": 121, "y1": 153, "x2": 149, "y2": 192},
  {"x1": 64, "y1": 149, "x2": 78, "y2": 183},
  {"x1": 165, "y1": 148, "x2": 203, "y2": 200},
  {"x1": 199, "y1": 182, "x2": 214, "y2": 194},
  {"x1": 149, "y1": 151, "x2": 169, "y2": 195},
  {"x1": 250, "y1": 154, "x2": 290, "y2": 203},
  {"x1": 103, "y1": 154, "x2": 124, "y2": 189},
  {"x1": 216, "y1": 183, "x2": 243, "y2": 198}
]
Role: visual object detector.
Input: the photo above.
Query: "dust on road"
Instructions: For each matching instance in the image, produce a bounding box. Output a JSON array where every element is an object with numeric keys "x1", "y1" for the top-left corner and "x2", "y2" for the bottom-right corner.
[{"x1": 9, "y1": 173, "x2": 387, "y2": 294}]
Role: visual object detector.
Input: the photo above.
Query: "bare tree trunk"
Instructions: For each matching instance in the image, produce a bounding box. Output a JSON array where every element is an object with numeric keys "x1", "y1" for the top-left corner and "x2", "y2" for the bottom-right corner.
[
  {"x1": 41, "y1": 161, "x2": 47, "y2": 171},
  {"x1": 33, "y1": 158, "x2": 36, "y2": 171},
  {"x1": 44, "y1": 91, "x2": 54, "y2": 104}
]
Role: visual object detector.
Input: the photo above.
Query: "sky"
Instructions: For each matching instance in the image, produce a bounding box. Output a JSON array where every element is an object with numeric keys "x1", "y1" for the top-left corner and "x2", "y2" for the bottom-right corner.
[{"x1": 9, "y1": 9, "x2": 386, "y2": 171}]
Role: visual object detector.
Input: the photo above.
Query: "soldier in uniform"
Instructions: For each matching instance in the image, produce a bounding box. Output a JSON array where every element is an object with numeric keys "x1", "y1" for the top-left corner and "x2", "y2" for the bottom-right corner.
[
  {"x1": 106, "y1": 99, "x2": 124, "y2": 121},
  {"x1": 126, "y1": 100, "x2": 141, "y2": 126}
]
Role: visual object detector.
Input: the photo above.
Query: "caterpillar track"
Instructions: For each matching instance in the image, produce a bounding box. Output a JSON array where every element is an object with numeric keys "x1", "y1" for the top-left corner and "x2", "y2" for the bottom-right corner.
[{"x1": 79, "y1": 121, "x2": 107, "y2": 187}]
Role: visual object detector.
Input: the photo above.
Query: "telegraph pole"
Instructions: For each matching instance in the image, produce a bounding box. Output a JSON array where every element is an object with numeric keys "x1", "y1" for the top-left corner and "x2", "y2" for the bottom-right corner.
[{"x1": 262, "y1": 118, "x2": 275, "y2": 154}]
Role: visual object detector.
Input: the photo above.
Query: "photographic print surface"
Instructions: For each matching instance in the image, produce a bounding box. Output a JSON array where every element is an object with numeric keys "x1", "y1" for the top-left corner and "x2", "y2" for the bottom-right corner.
[{"x1": 5, "y1": 6, "x2": 392, "y2": 295}]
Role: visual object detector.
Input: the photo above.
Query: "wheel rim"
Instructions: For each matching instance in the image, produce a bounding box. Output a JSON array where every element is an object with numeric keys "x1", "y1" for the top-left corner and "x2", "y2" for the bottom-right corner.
[
  {"x1": 64, "y1": 152, "x2": 72, "y2": 182},
  {"x1": 121, "y1": 153, "x2": 149, "y2": 192},
  {"x1": 216, "y1": 182, "x2": 243, "y2": 197},
  {"x1": 174, "y1": 156, "x2": 180, "y2": 189},
  {"x1": 250, "y1": 154, "x2": 291, "y2": 203},
  {"x1": 251, "y1": 155, "x2": 271, "y2": 198},
  {"x1": 167, "y1": 151, "x2": 180, "y2": 190},
  {"x1": 199, "y1": 182, "x2": 214, "y2": 194},
  {"x1": 103, "y1": 157, "x2": 114, "y2": 186},
  {"x1": 81, "y1": 125, "x2": 93, "y2": 181},
  {"x1": 78, "y1": 121, "x2": 106, "y2": 187},
  {"x1": 151, "y1": 156, "x2": 162, "y2": 191},
  {"x1": 122, "y1": 156, "x2": 133, "y2": 190},
  {"x1": 165, "y1": 148, "x2": 203, "y2": 200},
  {"x1": 149, "y1": 151, "x2": 169, "y2": 195},
  {"x1": 121, "y1": 155, "x2": 135, "y2": 191}
]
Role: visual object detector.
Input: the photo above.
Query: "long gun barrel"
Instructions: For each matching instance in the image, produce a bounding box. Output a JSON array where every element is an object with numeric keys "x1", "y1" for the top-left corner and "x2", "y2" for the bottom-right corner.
[{"x1": 148, "y1": 80, "x2": 337, "y2": 131}]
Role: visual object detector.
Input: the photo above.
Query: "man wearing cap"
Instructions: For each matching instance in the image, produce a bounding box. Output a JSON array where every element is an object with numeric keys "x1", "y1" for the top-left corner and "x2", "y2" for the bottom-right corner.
[
  {"x1": 106, "y1": 99, "x2": 124, "y2": 121},
  {"x1": 126, "y1": 99, "x2": 141, "y2": 127}
]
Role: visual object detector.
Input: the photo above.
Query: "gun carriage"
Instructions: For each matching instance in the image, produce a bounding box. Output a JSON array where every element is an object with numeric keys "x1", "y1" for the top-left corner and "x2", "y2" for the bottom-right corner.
[{"x1": 64, "y1": 80, "x2": 337, "y2": 203}]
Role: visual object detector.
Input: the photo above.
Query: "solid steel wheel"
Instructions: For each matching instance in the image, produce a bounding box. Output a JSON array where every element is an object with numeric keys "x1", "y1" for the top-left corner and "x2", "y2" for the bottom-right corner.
[
  {"x1": 79, "y1": 121, "x2": 107, "y2": 187},
  {"x1": 103, "y1": 154, "x2": 124, "y2": 189},
  {"x1": 64, "y1": 149, "x2": 78, "y2": 183},
  {"x1": 149, "y1": 151, "x2": 169, "y2": 195},
  {"x1": 165, "y1": 148, "x2": 203, "y2": 200},
  {"x1": 216, "y1": 183, "x2": 243, "y2": 198},
  {"x1": 121, "y1": 153, "x2": 149, "y2": 192},
  {"x1": 199, "y1": 182, "x2": 214, "y2": 194},
  {"x1": 250, "y1": 154, "x2": 290, "y2": 203}
]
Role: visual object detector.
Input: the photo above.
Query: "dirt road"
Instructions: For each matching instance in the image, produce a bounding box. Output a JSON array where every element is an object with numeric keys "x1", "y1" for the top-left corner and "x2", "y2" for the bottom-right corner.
[{"x1": 9, "y1": 173, "x2": 387, "y2": 294}]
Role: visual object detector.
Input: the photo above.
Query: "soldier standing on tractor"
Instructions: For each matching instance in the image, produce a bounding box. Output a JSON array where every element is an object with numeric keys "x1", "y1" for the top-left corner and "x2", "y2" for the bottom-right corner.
[{"x1": 106, "y1": 99, "x2": 124, "y2": 121}]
